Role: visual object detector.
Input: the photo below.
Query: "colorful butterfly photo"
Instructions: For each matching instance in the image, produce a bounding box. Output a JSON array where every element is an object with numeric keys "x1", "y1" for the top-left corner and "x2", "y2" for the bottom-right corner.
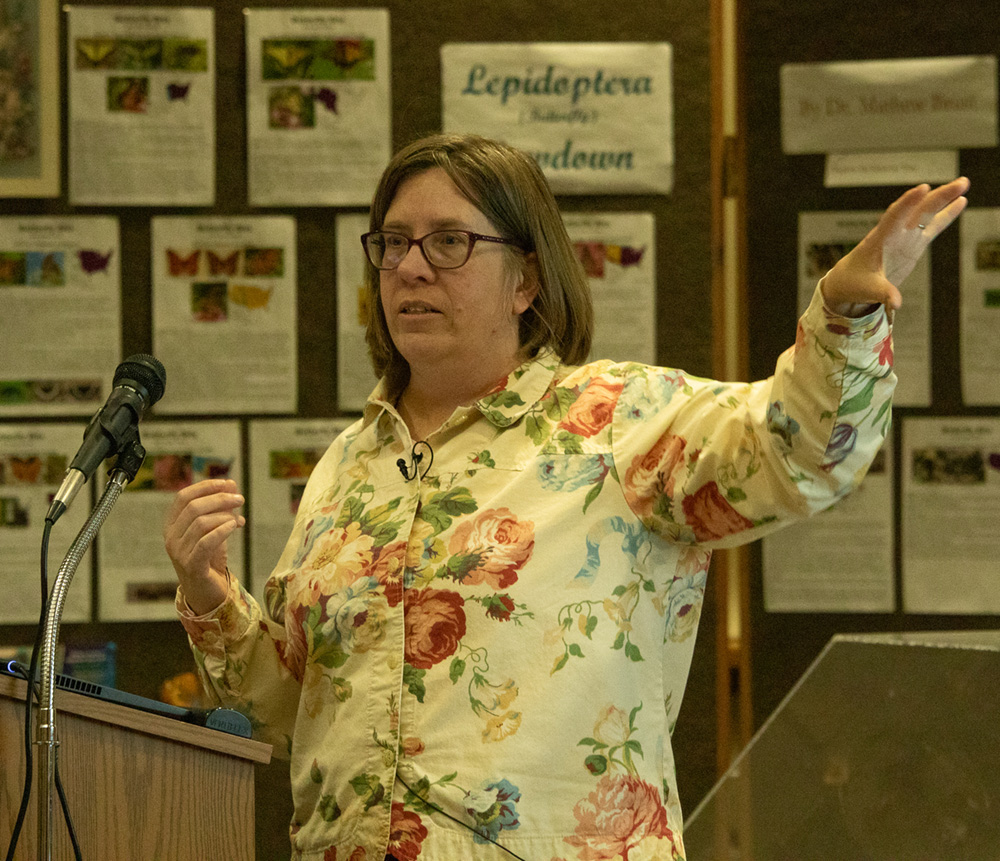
[
  {"x1": 166, "y1": 248, "x2": 200, "y2": 277},
  {"x1": 162, "y1": 39, "x2": 209, "y2": 72},
  {"x1": 262, "y1": 40, "x2": 315, "y2": 80},
  {"x1": 107, "y1": 77, "x2": 149, "y2": 113},
  {"x1": 166, "y1": 82, "x2": 192, "y2": 101},
  {"x1": 75, "y1": 38, "x2": 118, "y2": 70},
  {"x1": 243, "y1": 247, "x2": 284, "y2": 277},
  {"x1": 268, "y1": 86, "x2": 315, "y2": 129},
  {"x1": 118, "y1": 39, "x2": 163, "y2": 71},
  {"x1": 78, "y1": 249, "x2": 113, "y2": 274},
  {"x1": 206, "y1": 249, "x2": 239, "y2": 276}
]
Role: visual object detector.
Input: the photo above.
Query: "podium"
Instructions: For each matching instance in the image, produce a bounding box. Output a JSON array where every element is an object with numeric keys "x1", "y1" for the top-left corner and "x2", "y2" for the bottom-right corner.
[
  {"x1": 1, "y1": 673, "x2": 272, "y2": 860},
  {"x1": 684, "y1": 630, "x2": 1000, "y2": 860}
]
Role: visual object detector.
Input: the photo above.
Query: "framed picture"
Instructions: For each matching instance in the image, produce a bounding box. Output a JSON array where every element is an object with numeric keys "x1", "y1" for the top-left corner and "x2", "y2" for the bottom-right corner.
[{"x1": 0, "y1": 0, "x2": 60, "y2": 197}]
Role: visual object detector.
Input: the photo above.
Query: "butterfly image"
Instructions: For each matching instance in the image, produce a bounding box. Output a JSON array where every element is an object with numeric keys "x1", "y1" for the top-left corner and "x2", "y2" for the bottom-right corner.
[
  {"x1": 76, "y1": 38, "x2": 117, "y2": 69},
  {"x1": 243, "y1": 247, "x2": 283, "y2": 277},
  {"x1": 9, "y1": 456, "x2": 42, "y2": 484},
  {"x1": 118, "y1": 39, "x2": 162, "y2": 71},
  {"x1": 229, "y1": 282, "x2": 272, "y2": 310},
  {"x1": 331, "y1": 39, "x2": 370, "y2": 70},
  {"x1": 262, "y1": 40, "x2": 314, "y2": 79},
  {"x1": 78, "y1": 249, "x2": 113, "y2": 274},
  {"x1": 166, "y1": 82, "x2": 191, "y2": 101},
  {"x1": 166, "y1": 249, "x2": 200, "y2": 277},
  {"x1": 311, "y1": 87, "x2": 338, "y2": 113},
  {"x1": 207, "y1": 250, "x2": 239, "y2": 276}
]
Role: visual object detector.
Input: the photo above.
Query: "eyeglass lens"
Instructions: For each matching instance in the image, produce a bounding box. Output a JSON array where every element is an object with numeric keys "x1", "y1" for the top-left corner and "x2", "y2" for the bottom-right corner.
[{"x1": 367, "y1": 231, "x2": 472, "y2": 269}]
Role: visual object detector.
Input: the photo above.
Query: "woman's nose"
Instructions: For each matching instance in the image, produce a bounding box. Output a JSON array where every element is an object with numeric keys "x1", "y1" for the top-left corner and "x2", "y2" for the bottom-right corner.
[{"x1": 395, "y1": 241, "x2": 434, "y2": 278}]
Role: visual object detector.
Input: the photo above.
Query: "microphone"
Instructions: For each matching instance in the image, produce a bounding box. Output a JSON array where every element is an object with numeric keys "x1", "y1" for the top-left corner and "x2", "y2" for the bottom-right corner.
[
  {"x1": 47, "y1": 354, "x2": 166, "y2": 523},
  {"x1": 396, "y1": 451, "x2": 423, "y2": 481},
  {"x1": 396, "y1": 441, "x2": 433, "y2": 481}
]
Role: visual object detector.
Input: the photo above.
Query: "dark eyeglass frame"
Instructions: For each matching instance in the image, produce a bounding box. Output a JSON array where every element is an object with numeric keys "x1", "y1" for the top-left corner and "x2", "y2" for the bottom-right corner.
[{"x1": 360, "y1": 229, "x2": 522, "y2": 270}]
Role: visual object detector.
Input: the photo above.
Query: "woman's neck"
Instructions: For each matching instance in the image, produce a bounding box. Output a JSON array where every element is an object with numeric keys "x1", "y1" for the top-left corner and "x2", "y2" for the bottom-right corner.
[{"x1": 399, "y1": 356, "x2": 520, "y2": 440}]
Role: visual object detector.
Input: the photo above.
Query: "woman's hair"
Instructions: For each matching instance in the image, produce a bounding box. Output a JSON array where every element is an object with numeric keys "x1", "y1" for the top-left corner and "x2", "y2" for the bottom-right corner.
[{"x1": 364, "y1": 133, "x2": 594, "y2": 391}]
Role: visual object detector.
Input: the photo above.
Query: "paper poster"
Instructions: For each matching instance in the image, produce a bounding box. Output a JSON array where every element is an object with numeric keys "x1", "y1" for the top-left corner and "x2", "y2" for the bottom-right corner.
[
  {"x1": 798, "y1": 210, "x2": 930, "y2": 406},
  {"x1": 245, "y1": 8, "x2": 391, "y2": 206},
  {"x1": 248, "y1": 417, "x2": 353, "y2": 602},
  {"x1": 562, "y1": 212, "x2": 657, "y2": 364},
  {"x1": 0, "y1": 423, "x2": 93, "y2": 624},
  {"x1": 151, "y1": 216, "x2": 297, "y2": 415},
  {"x1": 902, "y1": 416, "x2": 1000, "y2": 614},
  {"x1": 67, "y1": 5, "x2": 215, "y2": 206},
  {"x1": 824, "y1": 150, "x2": 959, "y2": 188},
  {"x1": 0, "y1": 0, "x2": 60, "y2": 197},
  {"x1": 0, "y1": 216, "x2": 121, "y2": 417},
  {"x1": 960, "y1": 208, "x2": 1000, "y2": 405},
  {"x1": 782, "y1": 55, "x2": 997, "y2": 154},
  {"x1": 97, "y1": 419, "x2": 243, "y2": 621},
  {"x1": 336, "y1": 212, "x2": 378, "y2": 412},
  {"x1": 763, "y1": 442, "x2": 894, "y2": 613},
  {"x1": 442, "y1": 43, "x2": 673, "y2": 195}
]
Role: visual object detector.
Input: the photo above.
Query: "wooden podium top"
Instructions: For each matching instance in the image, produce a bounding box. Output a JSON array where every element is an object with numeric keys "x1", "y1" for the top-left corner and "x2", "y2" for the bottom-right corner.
[{"x1": 0, "y1": 673, "x2": 272, "y2": 764}]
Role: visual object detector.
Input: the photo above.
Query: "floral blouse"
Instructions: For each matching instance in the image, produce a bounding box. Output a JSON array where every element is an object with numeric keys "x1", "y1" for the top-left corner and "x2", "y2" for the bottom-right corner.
[{"x1": 178, "y1": 286, "x2": 895, "y2": 861}]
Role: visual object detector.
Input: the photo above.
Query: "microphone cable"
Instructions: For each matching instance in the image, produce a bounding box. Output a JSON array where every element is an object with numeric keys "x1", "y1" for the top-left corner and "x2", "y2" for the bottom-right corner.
[
  {"x1": 396, "y1": 440, "x2": 434, "y2": 481},
  {"x1": 394, "y1": 772, "x2": 527, "y2": 861}
]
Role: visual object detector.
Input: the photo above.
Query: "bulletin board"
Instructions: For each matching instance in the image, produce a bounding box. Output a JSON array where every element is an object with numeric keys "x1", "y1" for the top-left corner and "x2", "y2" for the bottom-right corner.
[
  {"x1": 0, "y1": 0, "x2": 716, "y2": 855},
  {"x1": 742, "y1": 0, "x2": 1000, "y2": 733}
]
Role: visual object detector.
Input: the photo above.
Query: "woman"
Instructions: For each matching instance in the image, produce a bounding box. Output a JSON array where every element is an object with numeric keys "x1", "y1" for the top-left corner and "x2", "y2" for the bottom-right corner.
[{"x1": 165, "y1": 134, "x2": 968, "y2": 861}]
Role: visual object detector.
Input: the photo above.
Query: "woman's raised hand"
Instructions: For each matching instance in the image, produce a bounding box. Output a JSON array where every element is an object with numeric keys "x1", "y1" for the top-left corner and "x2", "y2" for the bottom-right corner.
[
  {"x1": 164, "y1": 478, "x2": 245, "y2": 615},
  {"x1": 822, "y1": 176, "x2": 970, "y2": 317}
]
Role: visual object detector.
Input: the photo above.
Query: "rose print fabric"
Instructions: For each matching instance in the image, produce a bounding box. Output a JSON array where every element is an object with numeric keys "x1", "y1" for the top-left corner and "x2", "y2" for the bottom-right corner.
[{"x1": 178, "y1": 286, "x2": 895, "y2": 861}]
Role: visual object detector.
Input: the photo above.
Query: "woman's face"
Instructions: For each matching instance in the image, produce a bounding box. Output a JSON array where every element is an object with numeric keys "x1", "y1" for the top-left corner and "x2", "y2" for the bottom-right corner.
[{"x1": 378, "y1": 167, "x2": 536, "y2": 381}]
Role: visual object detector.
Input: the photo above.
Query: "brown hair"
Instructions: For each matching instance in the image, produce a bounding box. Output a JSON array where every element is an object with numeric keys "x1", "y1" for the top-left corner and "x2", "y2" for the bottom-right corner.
[{"x1": 364, "y1": 133, "x2": 593, "y2": 392}]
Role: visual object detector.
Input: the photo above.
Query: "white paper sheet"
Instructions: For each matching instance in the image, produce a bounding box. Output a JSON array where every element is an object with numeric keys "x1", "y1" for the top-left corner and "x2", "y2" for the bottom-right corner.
[
  {"x1": 799, "y1": 210, "x2": 930, "y2": 406},
  {"x1": 248, "y1": 417, "x2": 353, "y2": 603},
  {"x1": 336, "y1": 213, "x2": 378, "y2": 412},
  {"x1": 151, "y1": 215, "x2": 297, "y2": 415},
  {"x1": 0, "y1": 423, "x2": 93, "y2": 624},
  {"x1": 0, "y1": 216, "x2": 120, "y2": 417},
  {"x1": 824, "y1": 150, "x2": 959, "y2": 188},
  {"x1": 960, "y1": 208, "x2": 1000, "y2": 405},
  {"x1": 67, "y1": 5, "x2": 215, "y2": 206},
  {"x1": 763, "y1": 442, "x2": 894, "y2": 613},
  {"x1": 245, "y1": 8, "x2": 391, "y2": 206},
  {"x1": 562, "y1": 212, "x2": 657, "y2": 364},
  {"x1": 97, "y1": 419, "x2": 243, "y2": 621},
  {"x1": 782, "y1": 55, "x2": 998, "y2": 154},
  {"x1": 442, "y1": 43, "x2": 673, "y2": 195},
  {"x1": 902, "y1": 416, "x2": 1000, "y2": 614}
]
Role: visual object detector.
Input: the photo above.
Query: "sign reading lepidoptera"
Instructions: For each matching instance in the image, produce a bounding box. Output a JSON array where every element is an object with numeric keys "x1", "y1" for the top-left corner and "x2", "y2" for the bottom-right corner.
[{"x1": 442, "y1": 43, "x2": 673, "y2": 195}]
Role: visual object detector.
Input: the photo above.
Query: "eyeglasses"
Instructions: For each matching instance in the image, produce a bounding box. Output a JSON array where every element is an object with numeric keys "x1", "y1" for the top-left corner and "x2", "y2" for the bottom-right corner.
[{"x1": 360, "y1": 229, "x2": 522, "y2": 271}]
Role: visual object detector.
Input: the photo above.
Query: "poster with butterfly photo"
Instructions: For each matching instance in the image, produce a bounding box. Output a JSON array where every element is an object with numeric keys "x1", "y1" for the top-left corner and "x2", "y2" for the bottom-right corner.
[
  {"x1": 0, "y1": 423, "x2": 94, "y2": 625},
  {"x1": 0, "y1": 216, "x2": 121, "y2": 417},
  {"x1": 245, "y1": 8, "x2": 391, "y2": 206},
  {"x1": 151, "y1": 215, "x2": 297, "y2": 414},
  {"x1": 562, "y1": 212, "x2": 657, "y2": 364},
  {"x1": 67, "y1": 5, "x2": 215, "y2": 206},
  {"x1": 96, "y1": 419, "x2": 243, "y2": 621},
  {"x1": 0, "y1": 0, "x2": 60, "y2": 197},
  {"x1": 336, "y1": 211, "x2": 378, "y2": 411},
  {"x1": 247, "y1": 417, "x2": 353, "y2": 604}
]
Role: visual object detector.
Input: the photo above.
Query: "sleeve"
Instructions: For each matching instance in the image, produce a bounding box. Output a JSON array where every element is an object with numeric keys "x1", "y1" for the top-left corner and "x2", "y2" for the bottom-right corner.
[
  {"x1": 175, "y1": 429, "x2": 358, "y2": 756},
  {"x1": 176, "y1": 574, "x2": 300, "y2": 757},
  {"x1": 613, "y1": 282, "x2": 896, "y2": 549}
]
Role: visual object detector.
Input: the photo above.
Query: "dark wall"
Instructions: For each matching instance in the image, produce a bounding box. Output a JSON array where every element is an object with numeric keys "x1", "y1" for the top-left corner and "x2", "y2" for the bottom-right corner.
[
  {"x1": 742, "y1": 0, "x2": 1000, "y2": 733},
  {"x1": 1, "y1": 2, "x2": 715, "y2": 858}
]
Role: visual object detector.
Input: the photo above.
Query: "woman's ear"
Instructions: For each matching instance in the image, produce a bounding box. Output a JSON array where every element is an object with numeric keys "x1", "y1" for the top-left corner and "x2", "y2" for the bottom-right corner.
[{"x1": 513, "y1": 252, "x2": 541, "y2": 315}]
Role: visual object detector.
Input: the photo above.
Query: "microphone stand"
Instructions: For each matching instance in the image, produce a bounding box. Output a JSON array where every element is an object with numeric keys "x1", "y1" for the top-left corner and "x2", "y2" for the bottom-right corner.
[{"x1": 35, "y1": 430, "x2": 146, "y2": 861}]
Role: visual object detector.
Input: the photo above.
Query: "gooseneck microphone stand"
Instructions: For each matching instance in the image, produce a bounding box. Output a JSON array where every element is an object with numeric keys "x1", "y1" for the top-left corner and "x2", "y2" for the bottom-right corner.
[{"x1": 35, "y1": 431, "x2": 146, "y2": 861}]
